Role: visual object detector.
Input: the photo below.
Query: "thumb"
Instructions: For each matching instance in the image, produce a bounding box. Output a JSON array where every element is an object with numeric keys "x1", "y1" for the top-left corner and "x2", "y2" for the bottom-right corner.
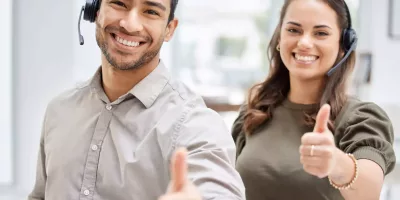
[
  {"x1": 170, "y1": 147, "x2": 188, "y2": 192},
  {"x1": 313, "y1": 104, "x2": 331, "y2": 133}
]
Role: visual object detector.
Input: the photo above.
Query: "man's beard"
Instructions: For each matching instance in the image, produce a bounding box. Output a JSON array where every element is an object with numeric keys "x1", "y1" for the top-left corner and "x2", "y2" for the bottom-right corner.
[{"x1": 95, "y1": 24, "x2": 163, "y2": 71}]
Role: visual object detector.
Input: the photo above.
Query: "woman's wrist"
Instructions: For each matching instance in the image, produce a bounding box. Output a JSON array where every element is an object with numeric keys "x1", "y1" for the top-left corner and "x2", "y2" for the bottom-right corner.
[{"x1": 328, "y1": 148, "x2": 357, "y2": 186}]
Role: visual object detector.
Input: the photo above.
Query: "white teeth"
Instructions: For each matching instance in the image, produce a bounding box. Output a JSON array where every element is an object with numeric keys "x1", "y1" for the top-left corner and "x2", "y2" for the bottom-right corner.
[
  {"x1": 295, "y1": 54, "x2": 317, "y2": 62},
  {"x1": 115, "y1": 36, "x2": 140, "y2": 47}
]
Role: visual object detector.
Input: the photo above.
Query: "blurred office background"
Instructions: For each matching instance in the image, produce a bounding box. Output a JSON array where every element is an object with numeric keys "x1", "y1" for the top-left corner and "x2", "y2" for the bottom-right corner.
[{"x1": 0, "y1": 0, "x2": 399, "y2": 199}]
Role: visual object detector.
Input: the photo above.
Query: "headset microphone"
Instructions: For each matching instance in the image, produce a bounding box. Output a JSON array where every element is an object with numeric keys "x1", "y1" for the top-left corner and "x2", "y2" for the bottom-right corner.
[
  {"x1": 78, "y1": 6, "x2": 85, "y2": 45},
  {"x1": 326, "y1": 37, "x2": 357, "y2": 76}
]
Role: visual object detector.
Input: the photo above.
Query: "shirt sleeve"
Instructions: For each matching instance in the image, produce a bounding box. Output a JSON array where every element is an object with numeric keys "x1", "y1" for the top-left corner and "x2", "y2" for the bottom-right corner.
[
  {"x1": 28, "y1": 112, "x2": 48, "y2": 200},
  {"x1": 172, "y1": 101, "x2": 246, "y2": 200},
  {"x1": 335, "y1": 101, "x2": 397, "y2": 175}
]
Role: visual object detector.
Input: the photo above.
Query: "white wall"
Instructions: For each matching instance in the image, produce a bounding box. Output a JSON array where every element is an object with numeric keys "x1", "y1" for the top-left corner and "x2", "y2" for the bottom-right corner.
[
  {"x1": 0, "y1": 0, "x2": 13, "y2": 186},
  {"x1": 358, "y1": 0, "x2": 400, "y2": 104},
  {"x1": 5, "y1": 0, "x2": 75, "y2": 197}
]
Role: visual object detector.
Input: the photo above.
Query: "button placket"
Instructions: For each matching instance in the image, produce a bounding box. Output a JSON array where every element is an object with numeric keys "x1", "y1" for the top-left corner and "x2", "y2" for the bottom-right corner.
[{"x1": 79, "y1": 109, "x2": 113, "y2": 200}]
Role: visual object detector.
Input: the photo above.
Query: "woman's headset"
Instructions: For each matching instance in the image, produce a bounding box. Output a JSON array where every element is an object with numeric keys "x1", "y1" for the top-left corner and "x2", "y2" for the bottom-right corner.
[{"x1": 326, "y1": 0, "x2": 358, "y2": 76}]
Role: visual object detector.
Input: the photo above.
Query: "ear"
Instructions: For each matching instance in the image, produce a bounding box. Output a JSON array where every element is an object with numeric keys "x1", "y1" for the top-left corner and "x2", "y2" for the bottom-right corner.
[
  {"x1": 339, "y1": 48, "x2": 345, "y2": 58},
  {"x1": 96, "y1": 10, "x2": 102, "y2": 24},
  {"x1": 164, "y1": 18, "x2": 179, "y2": 42}
]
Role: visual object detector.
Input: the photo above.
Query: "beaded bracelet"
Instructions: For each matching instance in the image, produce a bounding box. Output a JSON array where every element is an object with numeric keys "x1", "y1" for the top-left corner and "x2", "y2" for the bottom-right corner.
[{"x1": 328, "y1": 153, "x2": 359, "y2": 190}]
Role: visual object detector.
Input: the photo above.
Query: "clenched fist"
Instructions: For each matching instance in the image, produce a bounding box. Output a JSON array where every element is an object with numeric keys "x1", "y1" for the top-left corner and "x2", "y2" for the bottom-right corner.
[{"x1": 299, "y1": 104, "x2": 340, "y2": 178}]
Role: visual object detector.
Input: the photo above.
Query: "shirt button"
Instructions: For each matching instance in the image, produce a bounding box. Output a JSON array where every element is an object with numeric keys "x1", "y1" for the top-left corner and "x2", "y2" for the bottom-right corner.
[
  {"x1": 106, "y1": 105, "x2": 112, "y2": 110},
  {"x1": 91, "y1": 145, "x2": 98, "y2": 151},
  {"x1": 83, "y1": 189, "x2": 90, "y2": 196}
]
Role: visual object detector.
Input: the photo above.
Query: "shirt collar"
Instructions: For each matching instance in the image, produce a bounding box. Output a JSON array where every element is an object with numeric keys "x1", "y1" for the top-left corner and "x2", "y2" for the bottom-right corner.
[
  {"x1": 89, "y1": 67, "x2": 109, "y2": 103},
  {"x1": 89, "y1": 60, "x2": 170, "y2": 108},
  {"x1": 128, "y1": 60, "x2": 170, "y2": 108}
]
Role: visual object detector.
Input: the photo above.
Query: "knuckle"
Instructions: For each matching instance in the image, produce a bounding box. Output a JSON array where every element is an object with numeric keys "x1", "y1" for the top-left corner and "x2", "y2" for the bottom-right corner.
[
  {"x1": 301, "y1": 132, "x2": 313, "y2": 144},
  {"x1": 299, "y1": 145, "x2": 304, "y2": 153},
  {"x1": 301, "y1": 135, "x2": 308, "y2": 144}
]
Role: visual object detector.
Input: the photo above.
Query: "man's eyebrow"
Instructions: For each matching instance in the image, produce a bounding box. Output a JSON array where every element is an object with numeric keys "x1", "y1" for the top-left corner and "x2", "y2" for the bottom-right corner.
[{"x1": 144, "y1": 0, "x2": 167, "y2": 11}]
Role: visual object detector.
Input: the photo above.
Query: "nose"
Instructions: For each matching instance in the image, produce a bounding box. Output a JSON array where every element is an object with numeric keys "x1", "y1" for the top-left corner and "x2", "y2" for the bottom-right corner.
[
  {"x1": 297, "y1": 34, "x2": 314, "y2": 50},
  {"x1": 119, "y1": 11, "x2": 144, "y2": 33}
]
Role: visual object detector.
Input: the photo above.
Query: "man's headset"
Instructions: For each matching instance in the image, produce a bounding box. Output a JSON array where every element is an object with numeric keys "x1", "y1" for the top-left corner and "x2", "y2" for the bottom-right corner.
[
  {"x1": 326, "y1": 0, "x2": 358, "y2": 76},
  {"x1": 78, "y1": 0, "x2": 101, "y2": 45}
]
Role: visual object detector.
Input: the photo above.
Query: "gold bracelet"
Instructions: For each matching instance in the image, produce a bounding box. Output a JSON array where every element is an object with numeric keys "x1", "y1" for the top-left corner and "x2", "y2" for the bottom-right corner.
[{"x1": 328, "y1": 153, "x2": 359, "y2": 190}]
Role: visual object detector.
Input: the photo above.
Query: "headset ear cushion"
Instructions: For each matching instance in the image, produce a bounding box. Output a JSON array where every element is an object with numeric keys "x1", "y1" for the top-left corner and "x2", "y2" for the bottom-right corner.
[
  {"x1": 84, "y1": 0, "x2": 100, "y2": 23},
  {"x1": 341, "y1": 28, "x2": 357, "y2": 52}
]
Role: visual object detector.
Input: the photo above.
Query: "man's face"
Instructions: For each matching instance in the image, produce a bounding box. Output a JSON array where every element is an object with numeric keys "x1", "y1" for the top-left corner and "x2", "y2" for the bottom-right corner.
[{"x1": 95, "y1": 0, "x2": 178, "y2": 70}]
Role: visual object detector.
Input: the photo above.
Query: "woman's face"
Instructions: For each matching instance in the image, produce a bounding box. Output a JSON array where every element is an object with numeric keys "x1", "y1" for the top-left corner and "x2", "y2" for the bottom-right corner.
[{"x1": 279, "y1": 0, "x2": 342, "y2": 81}]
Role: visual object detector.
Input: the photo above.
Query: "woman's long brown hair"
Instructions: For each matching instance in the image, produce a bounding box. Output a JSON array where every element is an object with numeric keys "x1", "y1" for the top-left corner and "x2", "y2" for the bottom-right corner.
[{"x1": 243, "y1": 0, "x2": 356, "y2": 135}]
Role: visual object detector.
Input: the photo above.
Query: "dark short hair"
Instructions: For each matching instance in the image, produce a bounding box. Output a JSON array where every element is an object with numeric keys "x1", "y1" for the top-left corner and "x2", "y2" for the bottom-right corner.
[
  {"x1": 99, "y1": 0, "x2": 179, "y2": 23},
  {"x1": 168, "y1": 0, "x2": 179, "y2": 22}
]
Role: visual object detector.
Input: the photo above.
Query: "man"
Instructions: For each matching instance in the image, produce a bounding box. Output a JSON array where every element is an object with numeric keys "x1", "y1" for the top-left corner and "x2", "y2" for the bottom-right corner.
[{"x1": 28, "y1": 0, "x2": 245, "y2": 199}]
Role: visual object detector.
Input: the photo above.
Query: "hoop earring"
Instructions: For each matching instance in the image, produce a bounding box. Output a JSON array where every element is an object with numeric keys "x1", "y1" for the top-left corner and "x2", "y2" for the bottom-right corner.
[{"x1": 276, "y1": 44, "x2": 280, "y2": 51}]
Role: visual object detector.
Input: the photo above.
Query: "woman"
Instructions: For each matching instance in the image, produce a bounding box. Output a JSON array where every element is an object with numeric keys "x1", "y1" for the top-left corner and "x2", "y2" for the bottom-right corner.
[{"x1": 232, "y1": 0, "x2": 396, "y2": 199}]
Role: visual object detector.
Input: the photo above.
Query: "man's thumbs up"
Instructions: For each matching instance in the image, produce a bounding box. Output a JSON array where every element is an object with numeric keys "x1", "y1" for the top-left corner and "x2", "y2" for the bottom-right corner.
[
  {"x1": 313, "y1": 104, "x2": 331, "y2": 133},
  {"x1": 159, "y1": 148, "x2": 202, "y2": 200},
  {"x1": 170, "y1": 148, "x2": 188, "y2": 192}
]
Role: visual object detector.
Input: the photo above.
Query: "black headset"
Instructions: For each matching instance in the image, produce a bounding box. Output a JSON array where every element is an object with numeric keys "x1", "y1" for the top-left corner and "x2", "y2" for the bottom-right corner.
[
  {"x1": 78, "y1": 0, "x2": 101, "y2": 45},
  {"x1": 326, "y1": 0, "x2": 358, "y2": 76}
]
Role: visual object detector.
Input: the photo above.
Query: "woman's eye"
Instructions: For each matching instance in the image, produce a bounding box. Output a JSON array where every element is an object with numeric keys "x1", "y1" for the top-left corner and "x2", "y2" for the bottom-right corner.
[
  {"x1": 287, "y1": 28, "x2": 300, "y2": 33},
  {"x1": 316, "y1": 32, "x2": 329, "y2": 36}
]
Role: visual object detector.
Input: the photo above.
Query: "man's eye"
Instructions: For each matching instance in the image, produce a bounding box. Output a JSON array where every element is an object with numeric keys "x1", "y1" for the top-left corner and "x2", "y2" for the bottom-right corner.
[
  {"x1": 111, "y1": 1, "x2": 126, "y2": 7},
  {"x1": 145, "y1": 10, "x2": 160, "y2": 16}
]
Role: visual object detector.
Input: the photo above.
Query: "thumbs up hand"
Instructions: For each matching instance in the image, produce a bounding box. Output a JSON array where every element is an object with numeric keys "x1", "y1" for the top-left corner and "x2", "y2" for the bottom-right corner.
[
  {"x1": 299, "y1": 104, "x2": 339, "y2": 178},
  {"x1": 159, "y1": 148, "x2": 202, "y2": 200}
]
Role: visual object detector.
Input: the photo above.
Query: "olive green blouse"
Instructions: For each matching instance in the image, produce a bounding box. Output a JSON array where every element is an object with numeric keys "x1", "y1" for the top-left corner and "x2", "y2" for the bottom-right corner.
[{"x1": 232, "y1": 97, "x2": 396, "y2": 200}]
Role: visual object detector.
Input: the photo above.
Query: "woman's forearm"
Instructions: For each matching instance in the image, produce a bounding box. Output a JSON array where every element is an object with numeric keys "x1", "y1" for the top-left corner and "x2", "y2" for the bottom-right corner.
[{"x1": 329, "y1": 149, "x2": 384, "y2": 200}]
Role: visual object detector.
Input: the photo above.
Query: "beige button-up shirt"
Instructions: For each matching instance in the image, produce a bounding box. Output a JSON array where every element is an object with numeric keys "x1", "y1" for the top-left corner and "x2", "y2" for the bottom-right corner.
[{"x1": 28, "y1": 61, "x2": 245, "y2": 200}]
